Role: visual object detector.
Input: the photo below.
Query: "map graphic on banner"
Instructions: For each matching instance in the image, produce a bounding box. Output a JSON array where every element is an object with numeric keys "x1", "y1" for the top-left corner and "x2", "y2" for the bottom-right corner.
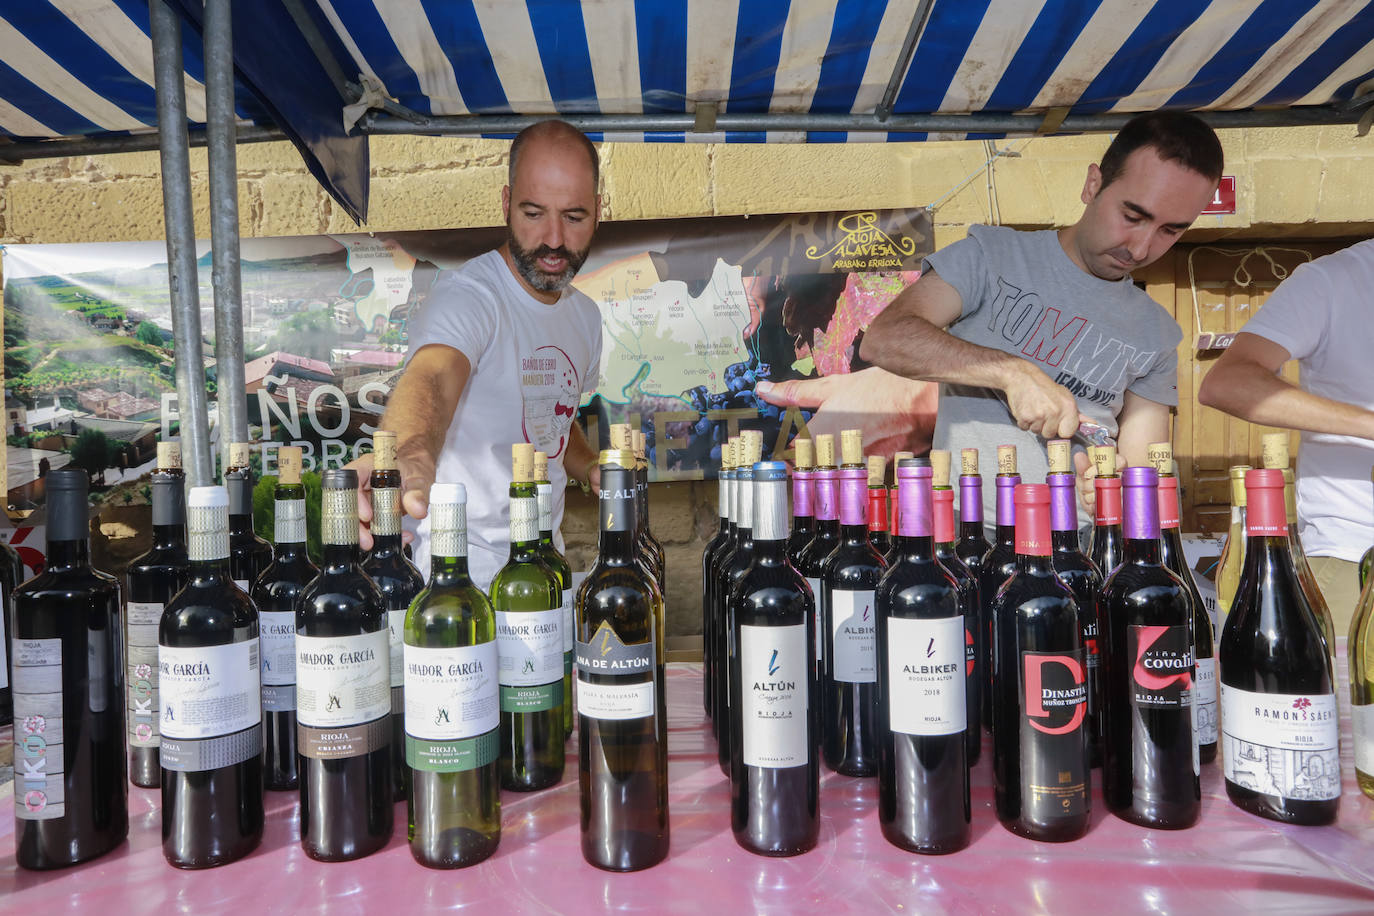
[{"x1": 2, "y1": 208, "x2": 932, "y2": 533}]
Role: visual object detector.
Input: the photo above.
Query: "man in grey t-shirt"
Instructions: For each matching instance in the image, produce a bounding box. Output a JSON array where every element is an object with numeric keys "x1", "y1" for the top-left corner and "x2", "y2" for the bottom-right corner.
[{"x1": 862, "y1": 112, "x2": 1223, "y2": 520}]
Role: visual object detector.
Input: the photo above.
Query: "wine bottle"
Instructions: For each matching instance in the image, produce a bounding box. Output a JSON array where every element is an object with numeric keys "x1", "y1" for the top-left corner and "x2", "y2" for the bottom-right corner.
[
  {"x1": 296, "y1": 468, "x2": 393, "y2": 861},
  {"x1": 876, "y1": 458, "x2": 970, "y2": 854},
  {"x1": 251, "y1": 446, "x2": 315, "y2": 791},
  {"x1": 633, "y1": 429, "x2": 667, "y2": 595},
  {"x1": 225, "y1": 442, "x2": 272, "y2": 595},
  {"x1": 798, "y1": 434, "x2": 840, "y2": 681},
  {"x1": 991, "y1": 483, "x2": 1091, "y2": 842},
  {"x1": 729, "y1": 460, "x2": 819, "y2": 856},
  {"x1": 490, "y1": 443, "x2": 565, "y2": 791},
  {"x1": 12, "y1": 469, "x2": 128, "y2": 869},
  {"x1": 932, "y1": 449, "x2": 981, "y2": 766},
  {"x1": 1350, "y1": 467, "x2": 1374, "y2": 800},
  {"x1": 867, "y1": 455, "x2": 891, "y2": 558},
  {"x1": 576, "y1": 449, "x2": 669, "y2": 870},
  {"x1": 820, "y1": 429, "x2": 885, "y2": 776},
  {"x1": 954, "y1": 448, "x2": 993, "y2": 574},
  {"x1": 1260, "y1": 433, "x2": 1337, "y2": 657},
  {"x1": 159, "y1": 485, "x2": 265, "y2": 867},
  {"x1": 1214, "y1": 466, "x2": 1250, "y2": 621},
  {"x1": 718, "y1": 430, "x2": 764, "y2": 773},
  {"x1": 0, "y1": 533, "x2": 19, "y2": 725},
  {"x1": 702, "y1": 441, "x2": 733, "y2": 720},
  {"x1": 532, "y1": 450, "x2": 576, "y2": 740},
  {"x1": 1046, "y1": 440, "x2": 1104, "y2": 769},
  {"x1": 787, "y1": 438, "x2": 816, "y2": 571},
  {"x1": 889, "y1": 450, "x2": 914, "y2": 545},
  {"x1": 979, "y1": 445, "x2": 1020, "y2": 728},
  {"x1": 611, "y1": 424, "x2": 662, "y2": 592},
  {"x1": 1150, "y1": 443, "x2": 1218, "y2": 765},
  {"x1": 363, "y1": 430, "x2": 426, "y2": 801},
  {"x1": 1089, "y1": 446, "x2": 1124, "y2": 581},
  {"x1": 707, "y1": 437, "x2": 739, "y2": 733},
  {"x1": 1219, "y1": 468, "x2": 1340, "y2": 825},
  {"x1": 124, "y1": 440, "x2": 188, "y2": 788},
  {"x1": 1099, "y1": 466, "x2": 1200, "y2": 829},
  {"x1": 404, "y1": 482, "x2": 500, "y2": 868}
]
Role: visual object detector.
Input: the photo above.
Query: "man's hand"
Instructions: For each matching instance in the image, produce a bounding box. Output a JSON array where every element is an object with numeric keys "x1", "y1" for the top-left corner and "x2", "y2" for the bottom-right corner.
[
  {"x1": 1002, "y1": 361, "x2": 1082, "y2": 440},
  {"x1": 755, "y1": 367, "x2": 938, "y2": 457},
  {"x1": 1074, "y1": 448, "x2": 1126, "y2": 517},
  {"x1": 345, "y1": 450, "x2": 425, "y2": 551}
]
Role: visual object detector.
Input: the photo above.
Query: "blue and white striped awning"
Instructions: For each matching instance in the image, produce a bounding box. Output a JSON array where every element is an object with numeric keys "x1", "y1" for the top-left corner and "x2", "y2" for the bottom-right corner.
[{"x1": 3, "y1": 1, "x2": 1374, "y2": 218}]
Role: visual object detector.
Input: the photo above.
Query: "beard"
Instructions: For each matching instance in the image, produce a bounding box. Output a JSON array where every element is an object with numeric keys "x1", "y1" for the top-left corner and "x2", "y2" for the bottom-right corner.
[{"x1": 508, "y1": 229, "x2": 590, "y2": 294}]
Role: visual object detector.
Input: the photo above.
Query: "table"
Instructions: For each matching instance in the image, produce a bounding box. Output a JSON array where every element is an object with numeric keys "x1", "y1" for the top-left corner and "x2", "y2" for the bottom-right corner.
[{"x1": 5, "y1": 663, "x2": 1374, "y2": 914}]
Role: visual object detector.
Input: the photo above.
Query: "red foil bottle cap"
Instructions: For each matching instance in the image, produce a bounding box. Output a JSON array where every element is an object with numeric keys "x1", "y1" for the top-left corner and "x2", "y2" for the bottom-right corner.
[
  {"x1": 933, "y1": 488, "x2": 956, "y2": 543},
  {"x1": 1245, "y1": 468, "x2": 1288, "y2": 536},
  {"x1": 1157, "y1": 476, "x2": 1181, "y2": 530},
  {"x1": 1094, "y1": 475, "x2": 1123, "y2": 526},
  {"x1": 1014, "y1": 483, "x2": 1052, "y2": 556}
]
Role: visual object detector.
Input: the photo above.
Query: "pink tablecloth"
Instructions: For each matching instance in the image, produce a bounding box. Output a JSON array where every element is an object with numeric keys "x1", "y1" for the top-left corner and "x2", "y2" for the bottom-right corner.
[{"x1": 4, "y1": 662, "x2": 1374, "y2": 914}]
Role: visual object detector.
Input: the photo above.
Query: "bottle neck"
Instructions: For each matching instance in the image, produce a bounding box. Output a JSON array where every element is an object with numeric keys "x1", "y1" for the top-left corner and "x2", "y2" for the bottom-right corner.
[
  {"x1": 1014, "y1": 552, "x2": 1056, "y2": 575},
  {"x1": 958, "y1": 475, "x2": 983, "y2": 525},
  {"x1": 151, "y1": 523, "x2": 185, "y2": 548},
  {"x1": 187, "y1": 555, "x2": 231, "y2": 581},
  {"x1": 371, "y1": 532, "x2": 403, "y2": 555},
  {"x1": 1094, "y1": 477, "x2": 1123, "y2": 527},
  {"x1": 43, "y1": 538, "x2": 90, "y2": 571},
  {"x1": 1051, "y1": 529, "x2": 1082, "y2": 552},
  {"x1": 229, "y1": 513, "x2": 253, "y2": 536},
  {"x1": 892, "y1": 533, "x2": 935, "y2": 562},
  {"x1": 508, "y1": 487, "x2": 541, "y2": 551},
  {"x1": 429, "y1": 552, "x2": 473, "y2": 585},
  {"x1": 1123, "y1": 537, "x2": 1163, "y2": 565},
  {"x1": 598, "y1": 466, "x2": 640, "y2": 561},
  {"x1": 995, "y1": 476, "x2": 1020, "y2": 526},
  {"x1": 322, "y1": 541, "x2": 361, "y2": 569}
]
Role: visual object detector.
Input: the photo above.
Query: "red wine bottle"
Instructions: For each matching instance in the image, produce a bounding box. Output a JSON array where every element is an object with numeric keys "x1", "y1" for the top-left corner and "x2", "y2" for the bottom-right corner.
[
  {"x1": 786, "y1": 438, "x2": 817, "y2": 570},
  {"x1": 991, "y1": 483, "x2": 1091, "y2": 842},
  {"x1": 12, "y1": 470, "x2": 128, "y2": 870},
  {"x1": 819, "y1": 430, "x2": 885, "y2": 776},
  {"x1": 954, "y1": 448, "x2": 993, "y2": 573},
  {"x1": 225, "y1": 443, "x2": 272, "y2": 593},
  {"x1": 1046, "y1": 441, "x2": 1104, "y2": 769},
  {"x1": 1219, "y1": 468, "x2": 1340, "y2": 825},
  {"x1": 0, "y1": 537, "x2": 19, "y2": 725},
  {"x1": 932, "y1": 450, "x2": 980, "y2": 765},
  {"x1": 729, "y1": 461, "x2": 819, "y2": 856},
  {"x1": 876, "y1": 458, "x2": 970, "y2": 854},
  {"x1": 867, "y1": 455, "x2": 891, "y2": 558},
  {"x1": 718, "y1": 431, "x2": 764, "y2": 773},
  {"x1": 797, "y1": 434, "x2": 840, "y2": 724},
  {"x1": 701, "y1": 441, "x2": 733, "y2": 720},
  {"x1": 159, "y1": 485, "x2": 265, "y2": 867},
  {"x1": 1099, "y1": 466, "x2": 1200, "y2": 829},
  {"x1": 979, "y1": 445, "x2": 1020, "y2": 729},
  {"x1": 1088, "y1": 446, "x2": 1124, "y2": 580},
  {"x1": 1152, "y1": 443, "x2": 1218, "y2": 765},
  {"x1": 708, "y1": 437, "x2": 741, "y2": 736}
]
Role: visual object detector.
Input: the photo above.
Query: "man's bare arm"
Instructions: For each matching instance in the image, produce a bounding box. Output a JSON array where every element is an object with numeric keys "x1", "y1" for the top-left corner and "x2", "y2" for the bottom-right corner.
[
  {"x1": 859, "y1": 269, "x2": 1080, "y2": 439},
  {"x1": 383, "y1": 344, "x2": 472, "y2": 518},
  {"x1": 1114, "y1": 391, "x2": 1173, "y2": 469},
  {"x1": 1198, "y1": 332, "x2": 1374, "y2": 440},
  {"x1": 563, "y1": 420, "x2": 600, "y2": 492}
]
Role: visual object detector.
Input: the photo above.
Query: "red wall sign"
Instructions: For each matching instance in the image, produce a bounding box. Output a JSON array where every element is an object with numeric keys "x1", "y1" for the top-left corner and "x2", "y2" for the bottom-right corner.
[{"x1": 1202, "y1": 175, "x2": 1236, "y2": 215}]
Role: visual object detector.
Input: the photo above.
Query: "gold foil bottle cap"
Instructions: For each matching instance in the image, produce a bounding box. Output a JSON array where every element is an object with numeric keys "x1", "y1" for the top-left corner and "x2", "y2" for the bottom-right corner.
[
  {"x1": 997, "y1": 444, "x2": 1017, "y2": 475},
  {"x1": 372, "y1": 431, "x2": 397, "y2": 470},
  {"x1": 1230, "y1": 465, "x2": 1250, "y2": 506},
  {"x1": 742, "y1": 429, "x2": 764, "y2": 466},
  {"x1": 1147, "y1": 441, "x2": 1173, "y2": 475},
  {"x1": 599, "y1": 448, "x2": 634, "y2": 469},
  {"x1": 794, "y1": 437, "x2": 815, "y2": 470},
  {"x1": 157, "y1": 440, "x2": 182, "y2": 470},
  {"x1": 511, "y1": 443, "x2": 536, "y2": 482},
  {"x1": 1261, "y1": 432, "x2": 1290, "y2": 470},
  {"x1": 931, "y1": 450, "x2": 952, "y2": 487},
  {"x1": 1090, "y1": 445, "x2": 1116, "y2": 478},
  {"x1": 722, "y1": 438, "x2": 735, "y2": 471},
  {"x1": 960, "y1": 448, "x2": 979, "y2": 476},
  {"x1": 277, "y1": 447, "x2": 302, "y2": 485},
  {"x1": 632, "y1": 429, "x2": 646, "y2": 459},
  {"x1": 609, "y1": 423, "x2": 632, "y2": 451},
  {"x1": 228, "y1": 442, "x2": 251, "y2": 470},
  {"x1": 816, "y1": 434, "x2": 836, "y2": 468},
  {"x1": 1229, "y1": 464, "x2": 1252, "y2": 479},
  {"x1": 534, "y1": 450, "x2": 549, "y2": 482},
  {"x1": 1047, "y1": 440, "x2": 1072, "y2": 474},
  {"x1": 840, "y1": 429, "x2": 864, "y2": 466},
  {"x1": 867, "y1": 455, "x2": 886, "y2": 487}
]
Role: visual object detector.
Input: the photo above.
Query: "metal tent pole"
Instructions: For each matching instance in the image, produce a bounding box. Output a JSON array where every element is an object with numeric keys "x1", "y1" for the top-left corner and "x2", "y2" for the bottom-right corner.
[
  {"x1": 204, "y1": 0, "x2": 248, "y2": 469},
  {"x1": 150, "y1": 0, "x2": 213, "y2": 487}
]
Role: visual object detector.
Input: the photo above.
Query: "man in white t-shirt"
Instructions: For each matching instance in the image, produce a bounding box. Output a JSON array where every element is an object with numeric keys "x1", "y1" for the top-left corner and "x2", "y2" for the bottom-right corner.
[
  {"x1": 1198, "y1": 239, "x2": 1374, "y2": 633},
  {"x1": 354, "y1": 119, "x2": 604, "y2": 588}
]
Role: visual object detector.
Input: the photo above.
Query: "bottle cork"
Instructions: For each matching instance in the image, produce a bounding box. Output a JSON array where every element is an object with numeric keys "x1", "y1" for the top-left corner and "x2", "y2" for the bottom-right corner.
[
  {"x1": 371, "y1": 430, "x2": 397, "y2": 470},
  {"x1": 931, "y1": 450, "x2": 952, "y2": 487},
  {"x1": 894, "y1": 450, "x2": 914, "y2": 464},
  {"x1": 867, "y1": 455, "x2": 887, "y2": 487},
  {"x1": 277, "y1": 446, "x2": 302, "y2": 485},
  {"x1": 157, "y1": 440, "x2": 182, "y2": 470},
  {"x1": 534, "y1": 450, "x2": 549, "y2": 482},
  {"x1": 722, "y1": 438, "x2": 736, "y2": 471},
  {"x1": 609, "y1": 423, "x2": 632, "y2": 451},
  {"x1": 816, "y1": 434, "x2": 836, "y2": 468},
  {"x1": 1148, "y1": 442, "x2": 1173, "y2": 475},
  {"x1": 1260, "y1": 432, "x2": 1290, "y2": 470},
  {"x1": 512, "y1": 443, "x2": 536, "y2": 482},
  {"x1": 1090, "y1": 445, "x2": 1116, "y2": 478},
  {"x1": 633, "y1": 428, "x2": 646, "y2": 459},
  {"x1": 228, "y1": 441, "x2": 252, "y2": 470},
  {"x1": 960, "y1": 448, "x2": 979, "y2": 476},
  {"x1": 997, "y1": 444, "x2": 1017, "y2": 475},
  {"x1": 742, "y1": 429, "x2": 764, "y2": 466},
  {"x1": 1047, "y1": 440, "x2": 1072, "y2": 474},
  {"x1": 794, "y1": 437, "x2": 815, "y2": 470},
  {"x1": 840, "y1": 429, "x2": 864, "y2": 466}
]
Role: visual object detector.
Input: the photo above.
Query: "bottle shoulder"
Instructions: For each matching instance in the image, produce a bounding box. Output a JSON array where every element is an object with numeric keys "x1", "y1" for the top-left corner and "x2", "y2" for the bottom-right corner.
[
  {"x1": 15, "y1": 566, "x2": 120, "y2": 604},
  {"x1": 409, "y1": 581, "x2": 496, "y2": 631}
]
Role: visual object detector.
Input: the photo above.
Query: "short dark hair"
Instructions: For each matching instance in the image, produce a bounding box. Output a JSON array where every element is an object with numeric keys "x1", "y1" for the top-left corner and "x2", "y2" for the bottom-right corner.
[
  {"x1": 508, "y1": 119, "x2": 599, "y2": 190},
  {"x1": 1099, "y1": 111, "x2": 1223, "y2": 189}
]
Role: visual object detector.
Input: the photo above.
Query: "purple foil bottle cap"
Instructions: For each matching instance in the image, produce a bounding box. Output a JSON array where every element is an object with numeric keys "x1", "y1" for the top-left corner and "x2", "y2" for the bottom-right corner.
[
  {"x1": 814, "y1": 468, "x2": 839, "y2": 521},
  {"x1": 793, "y1": 468, "x2": 815, "y2": 518},
  {"x1": 839, "y1": 466, "x2": 868, "y2": 526},
  {"x1": 1122, "y1": 465, "x2": 1160, "y2": 540},
  {"x1": 896, "y1": 463, "x2": 933, "y2": 538},
  {"x1": 995, "y1": 474, "x2": 1021, "y2": 526},
  {"x1": 959, "y1": 474, "x2": 983, "y2": 523},
  {"x1": 1047, "y1": 473, "x2": 1077, "y2": 533}
]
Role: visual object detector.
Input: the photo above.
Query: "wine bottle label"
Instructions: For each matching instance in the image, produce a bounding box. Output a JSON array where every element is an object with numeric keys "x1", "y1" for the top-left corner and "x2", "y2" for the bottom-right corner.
[
  {"x1": 1354, "y1": 704, "x2": 1374, "y2": 775},
  {"x1": 13, "y1": 638, "x2": 65, "y2": 820},
  {"x1": 296, "y1": 630, "x2": 391, "y2": 727},
  {"x1": 1220, "y1": 685, "x2": 1340, "y2": 800},
  {"x1": 830, "y1": 589, "x2": 877, "y2": 684},
  {"x1": 404, "y1": 642, "x2": 500, "y2": 772},
  {"x1": 259, "y1": 610, "x2": 297, "y2": 712},
  {"x1": 576, "y1": 621, "x2": 654, "y2": 675},
  {"x1": 805, "y1": 577, "x2": 823, "y2": 663},
  {"x1": 1020, "y1": 648, "x2": 1089, "y2": 823},
  {"x1": 159, "y1": 640, "x2": 263, "y2": 772},
  {"x1": 1129, "y1": 625, "x2": 1194, "y2": 709},
  {"x1": 887, "y1": 616, "x2": 966, "y2": 736},
  {"x1": 387, "y1": 608, "x2": 406, "y2": 699},
  {"x1": 740, "y1": 624, "x2": 809, "y2": 769},
  {"x1": 126, "y1": 601, "x2": 163, "y2": 748},
  {"x1": 577, "y1": 678, "x2": 655, "y2": 720},
  {"x1": 496, "y1": 608, "x2": 564, "y2": 712},
  {"x1": 1194, "y1": 655, "x2": 1218, "y2": 747},
  {"x1": 576, "y1": 621, "x2": 656, "y2": 721}
]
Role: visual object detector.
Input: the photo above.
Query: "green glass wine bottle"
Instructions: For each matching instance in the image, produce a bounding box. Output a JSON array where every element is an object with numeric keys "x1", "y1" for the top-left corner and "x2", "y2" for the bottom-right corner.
[
  {"x1": 490, "y1": 443, "x2": 565, "y2": 791},
  {"x1": 534, "y1": 449, "x2": 575, "y2": 740},
  {"x1": 405, "y1": 482, "x2": 501, "y2": 867}
]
